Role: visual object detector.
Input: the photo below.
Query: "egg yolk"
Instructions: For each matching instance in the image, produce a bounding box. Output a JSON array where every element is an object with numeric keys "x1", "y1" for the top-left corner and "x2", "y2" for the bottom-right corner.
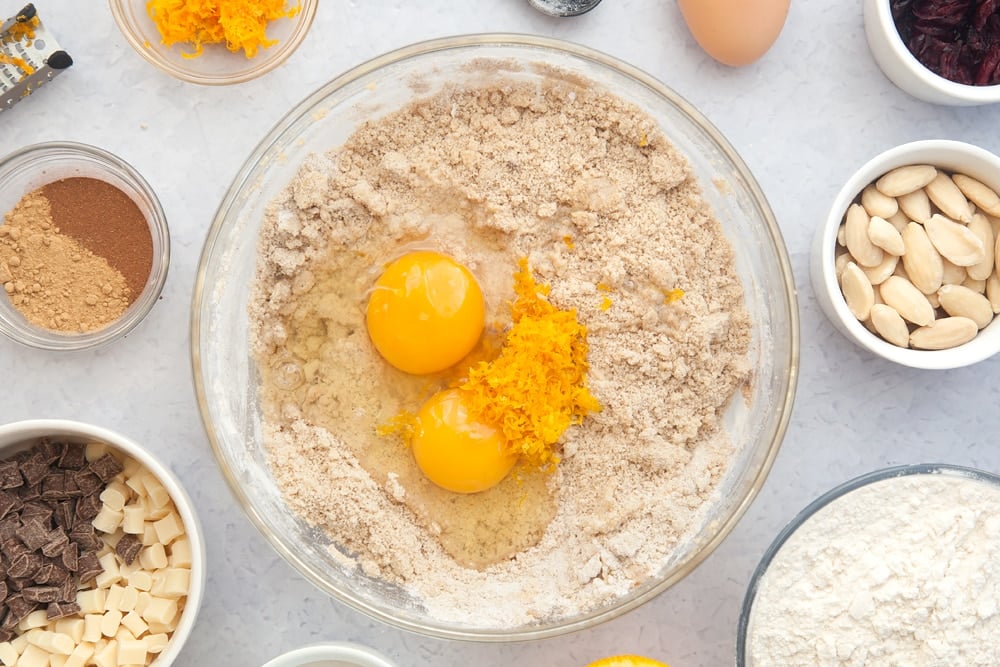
[
  {"x1": 366, "y1": 251, "x2": 485, "y2": 375},
  {"x1": 411, "y1": 389, "x2": 517, "y2": 494}
]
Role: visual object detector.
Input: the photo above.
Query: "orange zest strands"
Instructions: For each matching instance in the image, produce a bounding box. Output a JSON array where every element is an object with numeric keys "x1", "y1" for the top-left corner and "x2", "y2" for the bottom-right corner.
[
  {"x1": 146, "y1": 0, "x2": 300, "y2": 58},
  {"x1": 600, "y1": 296, "x2": 612, "y2": 311},
  {"x1": 0, "y1": 53, "x2": 33, "y2": 76},
  {"x1": 4, "y1": 15, "x2": 38, "y2": 44},
  {"x1": 458, "y1": 259, "x2": 601, "y2": 469},
  {"x1": 663, "y1": 288, "x2": 685, "y2": 304}
]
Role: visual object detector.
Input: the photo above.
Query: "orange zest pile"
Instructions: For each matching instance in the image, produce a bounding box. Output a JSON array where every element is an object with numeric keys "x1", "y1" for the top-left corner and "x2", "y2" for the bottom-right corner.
[
  {"x1": 458, "y1": 259, "x2": 601, "y2": 469},
  {"x1": 587, "y1": 656, "x2": 670, "y2": 667},
  {"x1": 146, "y1": 0, "x2": 300, "y2": 58}
]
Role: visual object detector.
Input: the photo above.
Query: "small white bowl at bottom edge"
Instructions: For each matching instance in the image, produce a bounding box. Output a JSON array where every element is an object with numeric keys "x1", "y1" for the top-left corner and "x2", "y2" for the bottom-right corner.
[
  {"x1": 261, "y1": 642, "x2": 397, "y2": 667},
  {"x1": 811, "y1": 139, "x2": 1000, "y2": 370},
  {"x1": 0, "y1": 419, "x2": 206, "y2": 666}
]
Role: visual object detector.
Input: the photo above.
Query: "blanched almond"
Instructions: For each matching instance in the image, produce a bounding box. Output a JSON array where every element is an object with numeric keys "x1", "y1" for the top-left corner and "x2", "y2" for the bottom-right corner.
[
  {"x1": 941, "y1": 258, "x2": 967, "y2": 285},
  {"x1": 926, "y1": 289, "x2": 941, "y2": 308},
  {"x1": 909, "y1": 316, "x2": 978, "y2": 350},
  {"x1": 861, "y1": 253, "x2": 898, "y2": 285},
  {"x1": 887, "y1": 209, "x2": 911, "y2": 232},
  {"x1": 876, "y1": 164, "x2": 937, "y2": 197},
  {"x1": 938, "y1": 284, "x2": 994, "y2": 329},
  {"x1": 870, "y1": 304, "x2": 910, "y2": 347},
  {"x1": 924, "y1": 172, "x2": 973, "y2": 223},
  {"x1": 841, "y1": 262, "x2": 875, "y2": 321},
  {"x1": 862, "y1": 184, "x2": 899, "y2": 219},
  {"x1": 837, "y1": 224, "x2": 846, "y2": 247},
  {"x1": 898, "y1": 188, "x2": 932, "y2": 223},
  {"x1": 835, "y1": 250, "x2": 851, "y2": 278},
  {"x1": 967, "y1": 213, "x2": 995, "y2": 280},
  {"x1": 987, "y1": 273, "x2": 1000, "y2": 314},
  {"x1": 962, "y1": 276, "x2": 986, "y2": 294},
  {"x1": 924, "y1": 214, "x2": 986, "y2": 267},
  {"x1": 868, "y1": 216, "x2": 905, "y2": 256},
  {"x1": 880, "y1": 275, "x2": 936, "y2": 326},
  {"x1": 953, "y1": 173, "x2": 1000, "y2": 217},
  {"x1": 845, "y1": 204, "x2": 884, "y2": 267},
  {"x1": 901, "y1": 222, "x2": 944, "y2": 294}
]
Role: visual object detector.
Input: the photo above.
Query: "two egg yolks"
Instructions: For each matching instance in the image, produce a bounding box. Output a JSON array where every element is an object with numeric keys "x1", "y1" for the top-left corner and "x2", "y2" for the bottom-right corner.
[{"x1": 366, "y1": 251, "x2": 509, "y2": 493}]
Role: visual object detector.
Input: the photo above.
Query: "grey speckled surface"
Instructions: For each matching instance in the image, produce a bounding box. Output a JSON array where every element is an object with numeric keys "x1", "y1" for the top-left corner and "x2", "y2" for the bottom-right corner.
[{"x1": 2, "y1": 2, "x2": 999, "y2": 666}]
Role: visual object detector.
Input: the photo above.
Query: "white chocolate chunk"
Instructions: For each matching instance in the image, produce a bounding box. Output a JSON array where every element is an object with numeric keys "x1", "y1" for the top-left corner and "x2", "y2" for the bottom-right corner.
[
  {"x1": 15, "y1": 644, "x2": 49, "y2": 667},
  {"x1": 119, "y1": 586, "x2": 139, "y2": 613},
  {"x1": 64, "y1": 642, "x2": 95, "y2": 667},
  {"x1": 10, "y1": 634, "x2": 26, "y2": 653},
  {"x1": 139, "y1": 543, "x2": 168, "y2": 571},
  {"x1": 143, "y1": 477, "x2": 171, "y2": 509},
  {"x1": 0, "y1": 642, "x2": 17, "y2": 666},
  {"x1": 145, "y1": 633, "x2": 169, "y2": 654},
  {"x1": 120, "y1": 611, "x2": 148, "y2": 639},
  {"x1": 169, "y1": 537, "x2": 192, "y2": 568},
  {"x1": 122, "y1": 504, "x2": 146, "y2": 535},
  {"x1": 85, "y1": 442, "x2": 109, "y2": 462},
  {"x1": 105, "y1": 585, "x2": 125, "y2": 613},
  {"x1": 141, "y1": 598, "x2": 178, "y2": 626},
  {"x1": 122, "y1": 456, "x2": 143, "y2": 479},
  {"x1": 141, "y1": 524, "x2": 158, "y2": 547},
  {"x1": 51, "y1": 654, "x2": 68, "y2": 667},
  {"x1": 117, "y1": 638, "x2": 147, "y2": 666},
  {"x1": 92, "y1": 639, "x2": 118, "y2": 667},
  {"x1": 113, "y1": 627, "x2": 135, "y2": 644},
  {"x1": 82, "y1": 615, "x2": 103, "y2": 643},
  {"x1": 152, "y1": 512, "x2": 184, "y2": 546},
  {"x1": 134, "y1": 593, "x2": 152, "y2": 616},
  {"x1": 54, "y1": 618, "x2": 84, "y2": 645},
  {"x1": 159, "y1": 568, "x2": 191, "y2": 599},
  {"x1": 127, "y1": 571, "x2": 153, "y2": 592},
  {"x1": 92, "y1": 507, "x2": 124, "y2": 535},
  {"x1": 100, "y1": 609, "x2": 123, "y2": 638},
  {"x1": 99, "y1": 483, "x2": 130, "y2": 513},
  {"x1": 26, "y1": 630, "x2": 73, "y2": 656},
  {"x1": 95, "y1": 553, "x2": 122, "y2": 589},
  {"x1": 77, "y1": 589, "x2": 107, "y2": 615},
  {"x1": 17, "y1": 610, "x2": 49, "y2": 632}
]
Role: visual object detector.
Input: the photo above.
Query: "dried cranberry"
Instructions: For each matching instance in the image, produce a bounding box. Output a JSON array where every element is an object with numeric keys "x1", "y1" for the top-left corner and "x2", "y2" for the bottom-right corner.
[{"x1": 892, "y1": 0, "x2": 1000, "y2": 85}]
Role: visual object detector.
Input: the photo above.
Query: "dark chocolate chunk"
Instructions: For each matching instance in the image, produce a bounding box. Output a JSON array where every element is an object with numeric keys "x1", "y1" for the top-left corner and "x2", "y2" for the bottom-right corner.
[
  {"x1": 41, "y1": 473, "x2": 67, "y2": 500},
  {"x1": 5, "y1": 594, "x2": 37, "y2": 624},
  {"x1": 73, "y1": 471, "x2": 102, "y2": 496},
  {"x1": 75, "y1": 493, "x2": 101, "y2": 522},
  {"x1": 0, "y1": 516, "x2": 18, "y2": 541},
  {"x1": 0, "y1": 461, "x2": 20, "y2": 489},
  {"x1": 33, "y1": 561, "x2": 68, "y2": 585},
  {"x1": 52, "y1": 500, "x2": 75, "y2": 531},
  {"x1": 0, "y1": 628, "x2": 11, "y2": 643},
  {"x1": 46, "y1": 600, "x2": 80, "y2": 620},
  {"x1": 22, "y1": 585, "x2": 59, "y2": 603},
  {"x1": 6, "y1": 576, "x2": 28, "y2": 592},
  {"x1": 0, "y1": 609, "x2": 17, "y2": 630},
  {"x1": 40, "y1": 531, "x2": 68, "y2": 558},
  {"x1": 20, "y1": 454, "x2": 50, "y2": 486},
  {"x1": 20, "y1": 482, "x2": 41, "y2": 502},
  {"x1": 57, "y1": 444, "x2": 86, "y2": 471},
  {"x1": 69, "y1": 525, "x2": 101, "y2": 552},
  {"x1": 0, "y1": 490, "x2": 17, "y2": 520},
  {"x1": 63, "y1": 474, "x2": 81, "y2": 498},
  {"x1": 15, "y1": 519, "x2": 50, "y2": 551},
  {"x1": 77, "y1": 552, "x2": 103, "y2": 582},
  {"x1": 61, "y1": 542, "x2": 78, "y2": 571},
  {"x1": 58, "y1": 576, "x2": 76, "y2": 603},
  {"x1": 88, "y1": 454, "x2": 123, "y2": 482},
  {"x1": 0, "y1": 580, "x2": 6, "y2": 601},
  {"x1": 8, "y1": 552, "x2": 40, "y2": 578},
  {"x1": 20, "y1": 500, "x2": 52, "y2": 523},
  {"x1": 115, "y1": 534, "x2": 142, "y2": 565},
  {"x1": 38, "y1": 440, "x2": 65, "y2": 464},
  {"x1": 2, "y1": 538, "x2": 27, "y2": 560}
]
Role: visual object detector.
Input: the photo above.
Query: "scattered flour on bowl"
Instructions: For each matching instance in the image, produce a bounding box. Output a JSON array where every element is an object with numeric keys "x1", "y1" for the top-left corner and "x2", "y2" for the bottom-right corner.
[
  {"x1": 747, "y1": 473, "x2": 1000, "y2": 666},
  {"x1": 249, "y1": 72, "x2": 751, "y2": 627}
]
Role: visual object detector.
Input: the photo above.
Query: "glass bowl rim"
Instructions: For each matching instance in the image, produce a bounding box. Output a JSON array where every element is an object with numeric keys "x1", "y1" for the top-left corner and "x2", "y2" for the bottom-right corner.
[
  {"x1": 735, "y1": 462, "x2": 1000, "y2": 665},
  {"x1": 0, "y1": 140, "x2": 170, "y2": 351},
  {"x1": 191, "y1": 32, "x2": 800, "y2": 641},
  {"x1": 108, "y1": 0, "x2": 318, "y2": 86}
]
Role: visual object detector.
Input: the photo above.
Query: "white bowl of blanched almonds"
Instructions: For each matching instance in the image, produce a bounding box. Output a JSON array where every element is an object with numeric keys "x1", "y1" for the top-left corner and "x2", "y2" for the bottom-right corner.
[{"x1": 813, "y1": 140, "x2": 1000, "y2": 369}]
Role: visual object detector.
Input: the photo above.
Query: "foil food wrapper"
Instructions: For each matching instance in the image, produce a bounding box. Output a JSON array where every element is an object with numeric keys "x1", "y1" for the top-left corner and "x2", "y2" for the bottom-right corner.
[{"x1": 0, "y1": 3, "x2": 72, "y2": 113}]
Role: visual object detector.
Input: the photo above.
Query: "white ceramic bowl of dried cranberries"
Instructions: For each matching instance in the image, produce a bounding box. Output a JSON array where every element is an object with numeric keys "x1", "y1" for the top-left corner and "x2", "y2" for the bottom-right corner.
[
  {"x1": 812, "y1": 139, "x2": 1000, "y2": 369},
  {"x1": 863, "y1": 0, "x2": 1000, "y2": 106}
]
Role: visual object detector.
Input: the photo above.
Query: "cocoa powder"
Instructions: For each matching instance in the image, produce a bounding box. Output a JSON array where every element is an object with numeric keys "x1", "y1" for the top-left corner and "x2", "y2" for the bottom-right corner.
[{"x1": 42, "y1": 177, "x2": 152, "y2": 298}]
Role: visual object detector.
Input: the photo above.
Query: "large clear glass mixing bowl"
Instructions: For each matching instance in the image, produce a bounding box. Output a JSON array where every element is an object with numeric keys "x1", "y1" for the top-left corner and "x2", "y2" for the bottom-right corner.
[{"x1": 192, "y1": 34, "x2": 799, "y2": 641}]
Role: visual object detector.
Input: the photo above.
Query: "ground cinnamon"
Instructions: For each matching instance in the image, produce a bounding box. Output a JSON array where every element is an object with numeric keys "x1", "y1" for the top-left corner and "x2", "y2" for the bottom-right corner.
[{"x1": 42, "y1": 177, "x2": 152, "y2": 298}]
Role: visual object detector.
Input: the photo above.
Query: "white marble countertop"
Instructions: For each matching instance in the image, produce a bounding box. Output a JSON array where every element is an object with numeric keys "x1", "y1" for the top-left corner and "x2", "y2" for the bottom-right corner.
[{"x1": 3, "y1": 1, "x2": 1000, "y2": 666}]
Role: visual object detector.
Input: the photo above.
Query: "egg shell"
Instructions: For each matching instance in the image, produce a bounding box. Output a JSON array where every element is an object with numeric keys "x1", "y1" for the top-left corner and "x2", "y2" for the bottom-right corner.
[{"x1": 678, "y1": 0, "x2": 790, "y2": 67}]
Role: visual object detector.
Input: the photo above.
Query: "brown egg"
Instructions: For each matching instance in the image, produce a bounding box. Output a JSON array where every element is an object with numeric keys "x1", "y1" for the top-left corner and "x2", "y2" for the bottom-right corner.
[{"x1": 678, "y1": 0, "x2": 790, "y2": 67}]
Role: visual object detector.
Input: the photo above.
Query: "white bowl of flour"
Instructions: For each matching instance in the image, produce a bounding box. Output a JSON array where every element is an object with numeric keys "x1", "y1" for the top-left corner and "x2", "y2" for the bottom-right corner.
[{"x1": 738, "y1": 464, "x2": 1000, "y2": 666}]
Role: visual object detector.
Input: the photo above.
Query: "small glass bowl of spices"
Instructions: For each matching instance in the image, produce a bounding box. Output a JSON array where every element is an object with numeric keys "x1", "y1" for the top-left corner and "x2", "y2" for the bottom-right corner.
[
  {"x1": 109, "y1": 0, "x2": 317, "y2": 85},
  {"x1": 0, "y1": 141, "x2": 169, "y2": 350}
]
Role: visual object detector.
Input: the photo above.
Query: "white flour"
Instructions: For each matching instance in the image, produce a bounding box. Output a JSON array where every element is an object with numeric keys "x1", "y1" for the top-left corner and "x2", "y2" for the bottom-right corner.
[{"x1": 747, "y1": 472, "x2": 1000, "y2": 666}]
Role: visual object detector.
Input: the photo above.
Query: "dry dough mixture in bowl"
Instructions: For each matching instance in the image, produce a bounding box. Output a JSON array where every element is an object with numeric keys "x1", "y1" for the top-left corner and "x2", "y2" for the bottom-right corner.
[{"x1": 192, "y1": 35, "x2": 799, "y2": 640}]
